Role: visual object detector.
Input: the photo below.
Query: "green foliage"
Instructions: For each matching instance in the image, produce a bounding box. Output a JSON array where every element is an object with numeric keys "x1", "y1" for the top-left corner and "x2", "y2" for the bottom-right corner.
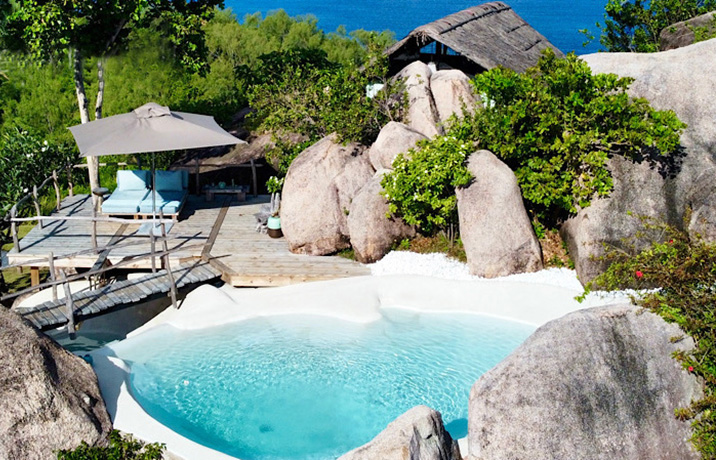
[
  {"x1": 56, "y1": 430, "x2": 165, "y2": 460},
  {"x1": 266, "y1": 175, "x2": 285, "y2": 194},
  {"x1": 3, "y1": 0, "x2": 222, "y2": 72},
  {"x1": 393, "y1": 235, "x2": 467, "y2": 262},
  {"x1": 691, "y1": 13, "x2": 716, "y2": 42},
  {"x1": 0, "y1": 128, "x2": 73, "y2": 217},
  {"x1": 247, "y1": 47, "x2": 399, "y2": 147},
  {"x1": 584, "y1": 218, "x2": 716, "y2": 458},
  {"x1": 466, "y1": 49, "x2": 685, "y2": 226},
  {"x1": 381, "y1": 134, "x2": 474, "y2": 234},
  {"x1": 595, "y1": 0, "x2": 716, "y2": 52}
]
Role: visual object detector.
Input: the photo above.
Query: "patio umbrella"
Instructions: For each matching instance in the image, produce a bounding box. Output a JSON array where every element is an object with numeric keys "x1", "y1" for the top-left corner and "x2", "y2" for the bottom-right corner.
[{"x1": 68, "y1": 102, "x2": 245, "y2": 234}]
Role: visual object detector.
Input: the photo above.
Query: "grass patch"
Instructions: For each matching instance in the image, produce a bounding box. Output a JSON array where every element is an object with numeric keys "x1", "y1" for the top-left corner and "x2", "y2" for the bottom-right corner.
[
  {"x1": 539, "y1": 229, "x2": 573, "y2": 268},
  {"x1": 395, "y1": 234, "x2": 467, "y2": 263},
  {"x1": 337, "y1": 247, "x2": 356, "y2": 260}
]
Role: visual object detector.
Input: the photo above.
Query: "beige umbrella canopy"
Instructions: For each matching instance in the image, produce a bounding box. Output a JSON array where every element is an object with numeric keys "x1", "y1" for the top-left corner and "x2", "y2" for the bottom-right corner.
[{"x1": 68, "y1": 102, "x2": 244, "y2": 157}]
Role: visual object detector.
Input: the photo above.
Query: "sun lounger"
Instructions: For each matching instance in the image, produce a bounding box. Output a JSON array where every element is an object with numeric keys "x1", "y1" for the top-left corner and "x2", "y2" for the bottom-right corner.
[
  {"x1": 101, "y1": 170, "x2": 151, "y2": 216},
  {"x1": 138, "y1": 170, "x2": 188, "y2": 219}
]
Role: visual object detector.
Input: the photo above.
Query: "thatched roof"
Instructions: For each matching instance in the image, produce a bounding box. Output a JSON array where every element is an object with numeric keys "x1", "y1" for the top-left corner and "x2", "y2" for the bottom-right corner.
[{"x1": 386, "y1": 2, "x2": 563, "y2": 73}]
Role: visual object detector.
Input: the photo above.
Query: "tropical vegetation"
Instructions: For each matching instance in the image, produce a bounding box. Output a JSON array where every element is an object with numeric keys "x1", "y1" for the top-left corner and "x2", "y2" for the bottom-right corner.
[
  {"x1": 583, "y1": 218, "x2": 716, "y2": 459},
  {"x1": 594, "y1": 0, "x2": 716, "y2": 52},
  {"x1": 382, "y1": 50, "x2": 685, "y2": 237}
]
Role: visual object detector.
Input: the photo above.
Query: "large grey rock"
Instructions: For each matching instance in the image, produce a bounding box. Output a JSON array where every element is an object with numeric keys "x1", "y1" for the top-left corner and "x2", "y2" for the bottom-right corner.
[
  {"x1": 563, "y1": 40, "x2": 716, "y2": 284},
  {"x1": 339, "y1": 405, "x2": 461, "y2": 460},
  {"x1": 348, "y1": 170, "x2": 416, "y2": 263},
  {"x1": 395, "y1": 61, "x2": 441, "y2": 138},
  {"x1": 282, "y1": 134, "x2": 371, "y2": 255},
  {"x1": 369, "y1": 121, "x2": 427, "y2": 170},
  {"x1": 457, "y1": 150, "x2": 543, "y2": 278},
  {"x1": 430, "y1": 70, "x2": 479, "y2": 126},
  {"x1": 560, "y1": 157, "x2": 677, "y2": 284},
  {"x1": 0, "y1": 307, "x2": 112, "y2": 459},
  {"x1": 660, "y1": 12, "x2": 716, "y2": 51},
  {"x1": 468, "y1": 304, "x2": 702, "y2": 460}
]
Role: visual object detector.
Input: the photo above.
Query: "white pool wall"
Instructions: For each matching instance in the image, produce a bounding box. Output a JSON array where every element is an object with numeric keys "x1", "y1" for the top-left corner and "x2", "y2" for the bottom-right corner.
[{"x1": 92, "y1": 264, "x2": 632, "y2": 460}]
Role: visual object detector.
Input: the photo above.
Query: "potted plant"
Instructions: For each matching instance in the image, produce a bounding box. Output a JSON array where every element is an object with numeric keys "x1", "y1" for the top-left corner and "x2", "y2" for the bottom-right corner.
[{"x1": 266, "y1": 176, "x2": 284, "y2": 238}]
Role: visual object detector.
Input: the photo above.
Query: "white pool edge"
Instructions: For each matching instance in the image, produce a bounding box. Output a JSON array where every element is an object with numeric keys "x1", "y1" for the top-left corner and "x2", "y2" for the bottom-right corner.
[{"x1": 91, "y1": 274, "x2": 631, "y2": 460}]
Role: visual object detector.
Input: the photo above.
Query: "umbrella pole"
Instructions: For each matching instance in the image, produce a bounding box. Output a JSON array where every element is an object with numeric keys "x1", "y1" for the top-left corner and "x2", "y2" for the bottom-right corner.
[{"x1": 152, "y1": 155, "x2": 157, "y2": 232}]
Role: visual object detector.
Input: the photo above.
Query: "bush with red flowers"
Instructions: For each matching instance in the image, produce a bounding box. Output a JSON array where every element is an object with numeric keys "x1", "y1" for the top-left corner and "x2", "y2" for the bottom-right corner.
[{"x1": 583, "y1": 216, "x2": 716, "y2": 458}]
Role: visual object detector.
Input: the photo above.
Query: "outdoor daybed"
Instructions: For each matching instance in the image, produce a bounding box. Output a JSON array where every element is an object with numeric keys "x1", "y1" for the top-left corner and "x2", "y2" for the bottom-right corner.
[{"x1": 102, "y1": 169, "x2": 188, "y2": 219}]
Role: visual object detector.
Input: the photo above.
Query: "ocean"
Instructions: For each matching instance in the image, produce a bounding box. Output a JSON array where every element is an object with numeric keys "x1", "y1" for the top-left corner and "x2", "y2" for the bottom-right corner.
[{"x1": 223, "y1": 0, "x2": 607, "y2": 55}]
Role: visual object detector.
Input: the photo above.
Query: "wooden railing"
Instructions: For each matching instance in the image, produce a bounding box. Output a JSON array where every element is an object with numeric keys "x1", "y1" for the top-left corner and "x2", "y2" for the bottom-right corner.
[{"x1": 1, "y1": 227, "x2": 204, "y2": 336}]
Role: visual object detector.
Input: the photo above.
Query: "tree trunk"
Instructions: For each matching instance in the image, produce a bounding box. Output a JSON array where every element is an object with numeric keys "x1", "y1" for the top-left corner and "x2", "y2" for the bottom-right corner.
[
  {"x1": 71, "y1": 47, "x2": 100, "y2": 197},
  {"x1": 95, "y1": 59, "x2": 105, "y2": 120}
]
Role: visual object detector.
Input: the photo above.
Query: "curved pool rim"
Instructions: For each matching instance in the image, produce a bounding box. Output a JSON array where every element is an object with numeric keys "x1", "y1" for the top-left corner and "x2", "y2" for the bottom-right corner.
[{"x1": 91, "y1": 274, "x2": 627, "y2": 460}]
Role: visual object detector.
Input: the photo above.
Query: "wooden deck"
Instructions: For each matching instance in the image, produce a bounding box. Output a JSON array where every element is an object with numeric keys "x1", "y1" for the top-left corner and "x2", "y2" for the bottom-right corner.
[
  {"x1": 7, "y1": 194, "x2": 369, "y2": 287},
  {"x1": 16, "y1": 260, "x2": 221, "y2": 331}
]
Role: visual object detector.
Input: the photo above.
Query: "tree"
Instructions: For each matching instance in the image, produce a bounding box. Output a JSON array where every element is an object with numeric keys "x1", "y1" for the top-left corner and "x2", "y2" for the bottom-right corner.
[
  {"x1": 2, "y1": 0, "x2": 223, "y2": 193},
  {"x1": 596, "y1": 0, "x2": 716, "y2": 52}
]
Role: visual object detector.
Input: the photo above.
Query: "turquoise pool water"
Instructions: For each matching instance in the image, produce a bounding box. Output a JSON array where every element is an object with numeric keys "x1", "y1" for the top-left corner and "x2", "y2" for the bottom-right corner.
[{"x1": 115, "y1": 310, "x2": 534, "y2": 460}]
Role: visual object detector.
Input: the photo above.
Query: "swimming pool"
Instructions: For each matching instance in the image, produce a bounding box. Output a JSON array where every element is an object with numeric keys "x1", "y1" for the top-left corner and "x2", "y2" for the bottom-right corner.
[{"x1": 113, "y1": 309, "x2": 534, "y2": 460}]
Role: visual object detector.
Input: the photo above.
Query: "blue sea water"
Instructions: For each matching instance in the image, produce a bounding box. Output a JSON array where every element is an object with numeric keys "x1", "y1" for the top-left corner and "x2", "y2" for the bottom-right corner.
[
  {"x1": 224, "y1": 0, "x2": 606, "y2": 54},
  {"x1": 115, "y1": 310, "x2": 534, "y2": 460}
]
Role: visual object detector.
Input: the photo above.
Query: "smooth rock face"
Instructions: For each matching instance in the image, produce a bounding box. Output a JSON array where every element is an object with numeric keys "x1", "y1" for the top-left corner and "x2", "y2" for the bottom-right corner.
[
  {"x1": 430, "y1": 70, "x2": 479, "y2": 126},
  {"x1": 563, "y1": 40, "x2": 716, "y2": 284},
  {"x1": 339, "y1": 405, "x2": 461, "y2": 460},
  {"x1": 282, "y1": 134, "x2": 371, "y2": 255},
  {"x1": 348, "y1": 170, "x2": 416, "y2": 263},
  {"x1": 660, "y1": 12, "x2": 716, "y2": 50},
  {"x1": 369, "y1": 121, "x2": 427, "y2": 171},
  {"x1": 468, "y1": 304, "x2": 702, "y2": 460},
  {"x1": 457, "y1": 150, "x2": 542, "y2": 278},
  {"x1": 0, "y1": 307, "x2": 112, "y2": 459},
  {"x1": 396, "y1": 61, "x2": 441, "y2": 138}
]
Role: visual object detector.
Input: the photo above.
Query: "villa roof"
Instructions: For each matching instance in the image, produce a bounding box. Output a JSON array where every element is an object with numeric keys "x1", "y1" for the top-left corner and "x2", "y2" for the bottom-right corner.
[{"x1": 386, "y1": 2, "x2": 564, "y2": 73}]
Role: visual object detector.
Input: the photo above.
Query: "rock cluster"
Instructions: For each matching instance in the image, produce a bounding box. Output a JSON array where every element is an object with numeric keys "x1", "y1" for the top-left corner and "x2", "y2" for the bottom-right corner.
[
  {"x1": 282, "y1": 66, "x2": 480, "y2": 264},
  {"x1": 562, "y1": 39, "x2": 716, "y2": 283},
  {"x1": 0, "y1": 307, "x2": 112, "y2": 459}
]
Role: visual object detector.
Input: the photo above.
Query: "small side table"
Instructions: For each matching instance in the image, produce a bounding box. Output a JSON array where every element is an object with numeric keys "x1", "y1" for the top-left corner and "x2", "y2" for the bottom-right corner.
[
  {"x1": 204, "y1": 185, "x2": 249, "y2": 202},
  {"x1": 92, "y1": 187, "x2": 109, "y2": 212}
]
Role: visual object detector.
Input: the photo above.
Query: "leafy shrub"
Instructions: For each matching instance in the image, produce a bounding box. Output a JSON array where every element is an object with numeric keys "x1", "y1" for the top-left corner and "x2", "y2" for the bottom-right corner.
[
  {"x1": 467, "y1": 49, "x2": 685, "y2": 227},
  {"x1": 584, "y1": 218, "x2": 716, "y2": 458},
  {"x1": 381, "y1": 134, "x2": 473, "y2": 234},
  {"x1": 56, "y1": 430, "x2": 165, "y2": 460},
  {"x1": 247, "y1": 47, "x2": 401, "y2": 147}
]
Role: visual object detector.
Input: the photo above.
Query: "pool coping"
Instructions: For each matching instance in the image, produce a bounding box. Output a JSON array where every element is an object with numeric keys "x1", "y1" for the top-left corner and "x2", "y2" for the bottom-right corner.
[{"x1": 91, "y1": 274, "x2": 630, "y2": 460}]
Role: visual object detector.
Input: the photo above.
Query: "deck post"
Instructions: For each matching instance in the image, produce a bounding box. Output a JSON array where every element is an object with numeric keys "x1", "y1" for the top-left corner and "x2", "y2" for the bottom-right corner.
[
  {"x1": 53, "y1": 170, "x2": 62, "y2": 211},
  {"x1": 10, "y1": 205, "x2": 20, "y2": 252},
  {"x1": 150, "y1": 232, "x2": 157, "y2": 273},
  {"x1": 195, "y1": 156, "x2": 200, "y2": 195},
  {"x1": 30, "y1": 267, "x2": 40, "y2": 287},
  {"x1": 250, "y1": 159, "x2": 258, "y2": 197},
  {"x1": 48, "y1": 252, "x2": 57, "y2": 301},
  {"x1": 91, "y1": 205, "x2": 98, "y2": 253},
  {"x1": 33, "y1": 185, "x2": 43, "y2": 229},
  {"x1": 159, "y1": 210, "x2": 178, "y2": 309},
  {"x1": 61, "y1": 271, "x2": 76, "y2": 339},
  {"x1": 67, "y1": 164, "x2": 74, "y2": 197}
]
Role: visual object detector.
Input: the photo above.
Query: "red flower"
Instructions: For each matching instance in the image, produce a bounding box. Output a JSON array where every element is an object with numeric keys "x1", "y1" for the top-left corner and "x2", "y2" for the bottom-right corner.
[
  {"x1": 635, "y1": 270, "x2": 644, "y2": 279},
  {"x1": 669, "y1": 239, "x2": 674, "y2": 244},
  {"x1": 688, "y1": 366, "x2": 694, "y2": 372}
]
